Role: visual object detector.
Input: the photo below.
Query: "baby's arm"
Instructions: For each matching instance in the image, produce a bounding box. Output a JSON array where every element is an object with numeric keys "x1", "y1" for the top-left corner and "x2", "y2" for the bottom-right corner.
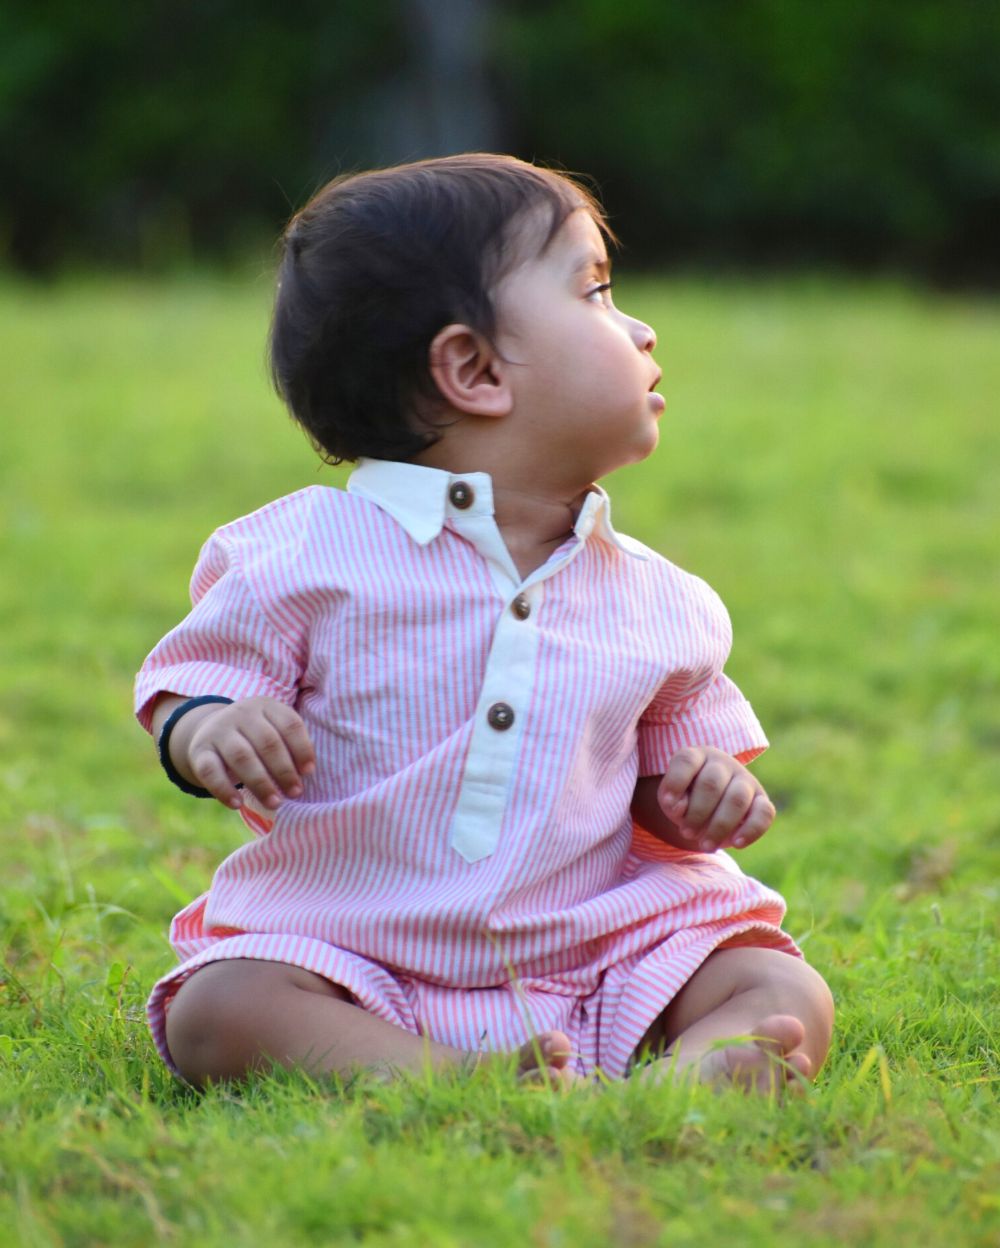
[
  {"x1": 631, "y1": 747, "x2": 776, "y2": 854},
  {"x1": 151, "y1": 694, "x2": 316, "y2": 810}
]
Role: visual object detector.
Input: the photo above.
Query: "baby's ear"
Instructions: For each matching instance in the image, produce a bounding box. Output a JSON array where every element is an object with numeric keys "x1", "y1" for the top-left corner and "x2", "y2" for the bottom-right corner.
[{"x1": 428, "y1": 324, "x2": 512, "y2": 418}]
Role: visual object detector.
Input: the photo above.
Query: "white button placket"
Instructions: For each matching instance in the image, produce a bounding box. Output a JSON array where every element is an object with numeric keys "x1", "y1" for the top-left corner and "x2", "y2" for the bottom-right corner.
[
  {"x1": 447, "y1": 500, "x2": 595, "y2": 863},
  {"x1": 448, "y1": 583, "x2": 541, "y2": 862}
]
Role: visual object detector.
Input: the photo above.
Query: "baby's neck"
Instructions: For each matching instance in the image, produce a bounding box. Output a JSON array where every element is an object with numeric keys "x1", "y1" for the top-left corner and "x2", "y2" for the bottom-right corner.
[{"x1": 491, "y1": 483, "x2": 590, "y2": 580}]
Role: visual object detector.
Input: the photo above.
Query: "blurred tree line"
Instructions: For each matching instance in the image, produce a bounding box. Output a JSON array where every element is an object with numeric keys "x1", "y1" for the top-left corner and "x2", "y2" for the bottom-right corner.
[{"x1": 2, "y1": 0, "x2": 997, "y2": 283}]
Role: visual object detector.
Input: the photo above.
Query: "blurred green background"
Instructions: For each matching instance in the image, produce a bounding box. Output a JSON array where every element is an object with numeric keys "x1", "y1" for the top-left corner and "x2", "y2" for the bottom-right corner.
[
  {"x1": 3, "y1": 7, "x2": 1000, "y2": 1243},
  {"x1": 2, "y1": 0, "x2": 998, "y2": 283}
]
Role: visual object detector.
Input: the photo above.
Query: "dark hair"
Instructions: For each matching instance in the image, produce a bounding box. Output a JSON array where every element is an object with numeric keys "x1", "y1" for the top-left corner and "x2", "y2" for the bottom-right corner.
[{"x1": 269, "y1": 154, "x2": 614, "y2": 464}]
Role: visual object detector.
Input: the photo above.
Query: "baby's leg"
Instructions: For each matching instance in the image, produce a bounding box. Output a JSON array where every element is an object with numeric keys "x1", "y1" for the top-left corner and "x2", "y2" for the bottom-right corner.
[
  {"x1": 638, "y1": 947, "x2": 834, "y2": 1093},
  {"x1": 164, "y1": 958, "x2": 578, "y2": 1087}
]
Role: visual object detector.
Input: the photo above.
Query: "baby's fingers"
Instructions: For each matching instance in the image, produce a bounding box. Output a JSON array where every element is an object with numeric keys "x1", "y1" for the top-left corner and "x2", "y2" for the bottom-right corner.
[
  {"x1": 240, "y1": 716, "x2": 311, "y2": 804},
  {"x1": 657, "y1": 747, "x2": 707, "y2": 819},
  {"x1": 185, "y1": 726, "x2": 284, "y2": 811},
  {"x1": 675, "y1": 756, "x2": 734, "y2": 831},
  {"x1": 213, "y1": 730, "x2": 297, "y2": 810},
  {"x1": 692, "y1": 775, "x2": 758, "y2": 852},
  {"x1": 262, "y1": 704, "x2": 316, "y2": 780},
  {"x1": 728, "y1": 793, "x2": 777, "y2": 850},
  {"x1": 188, "y1": 746, "x2": 247, "y2": 810}
]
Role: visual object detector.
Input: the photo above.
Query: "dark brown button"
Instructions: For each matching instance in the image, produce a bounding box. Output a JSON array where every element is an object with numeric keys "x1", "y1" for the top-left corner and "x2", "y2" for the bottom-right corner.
[
  {"x1": 487, "y1": 702, "x2": 515, "y2": 731},
  {"x1": 511, "y1": 594, "x2": 531, "y2": 620},
  {"x1": 449, "y1": 481, "x2": 473, "y2": 509}
]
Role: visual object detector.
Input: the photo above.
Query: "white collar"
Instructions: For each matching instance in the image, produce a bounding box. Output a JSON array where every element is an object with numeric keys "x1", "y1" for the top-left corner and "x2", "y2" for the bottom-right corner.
[{"x1": 346, "y1": 458, "x2": 647, "y2": 558}]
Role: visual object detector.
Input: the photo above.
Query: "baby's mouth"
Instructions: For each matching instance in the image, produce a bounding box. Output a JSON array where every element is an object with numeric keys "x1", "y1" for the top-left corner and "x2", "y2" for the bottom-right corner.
[{"x1": 647, "y1": 371, "x2": 665, "y2": 414}]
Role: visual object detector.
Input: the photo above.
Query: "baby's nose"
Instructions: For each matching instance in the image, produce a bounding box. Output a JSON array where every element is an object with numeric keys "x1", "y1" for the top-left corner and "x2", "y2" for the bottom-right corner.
[{"x1": 631, "y1": 316, "x2": 656, "y2": 352}]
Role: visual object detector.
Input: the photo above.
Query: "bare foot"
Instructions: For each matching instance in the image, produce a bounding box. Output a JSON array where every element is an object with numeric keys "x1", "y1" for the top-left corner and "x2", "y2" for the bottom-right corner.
[
  {"x1": 653, "y1": 1014, "x2": 813, "y2": 1094},
  {"x1": 507, "y1": 1029, "x2": 580, "y2": 1089}
]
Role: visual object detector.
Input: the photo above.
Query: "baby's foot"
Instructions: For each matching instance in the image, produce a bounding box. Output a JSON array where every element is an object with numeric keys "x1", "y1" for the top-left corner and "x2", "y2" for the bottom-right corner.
[
  {"x1": 514, "y1": 1029, "x2": 580, "y2": 1089},
  {"x1": 468, "y1": 1029, "x2": 578, "y2": 1088},
  {"x1": 695, "y1": 1014, "x2": 812, "y2": 1094}
]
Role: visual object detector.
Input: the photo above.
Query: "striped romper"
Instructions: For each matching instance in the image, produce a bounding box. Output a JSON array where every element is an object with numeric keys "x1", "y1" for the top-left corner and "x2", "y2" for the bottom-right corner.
[{"x1": 136, "y1": 458, "x2": 799, "y2": 1079}]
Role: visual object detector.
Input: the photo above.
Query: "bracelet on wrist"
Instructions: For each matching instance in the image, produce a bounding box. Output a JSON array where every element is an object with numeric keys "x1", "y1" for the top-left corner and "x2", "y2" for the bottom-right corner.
[{"x1": 157, "y1": 695, "x2": 234, "y2": 798}]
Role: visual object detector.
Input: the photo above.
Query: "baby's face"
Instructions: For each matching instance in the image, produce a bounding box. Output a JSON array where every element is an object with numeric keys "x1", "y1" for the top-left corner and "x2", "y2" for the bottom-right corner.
[{"x1": 492, "y1": 209, "x2": 664, "y2": 486}]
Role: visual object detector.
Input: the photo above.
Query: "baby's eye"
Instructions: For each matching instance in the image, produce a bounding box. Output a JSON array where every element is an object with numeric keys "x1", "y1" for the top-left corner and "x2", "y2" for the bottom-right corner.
[{"x1": 586, "y1": 281, "x2": 614, "y2": 305}]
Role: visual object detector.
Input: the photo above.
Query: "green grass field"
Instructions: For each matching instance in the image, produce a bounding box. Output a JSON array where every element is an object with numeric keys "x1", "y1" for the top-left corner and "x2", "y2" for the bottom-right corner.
[{"x1": 2, "y1": 272, "x2": 998, "y2": 1246}]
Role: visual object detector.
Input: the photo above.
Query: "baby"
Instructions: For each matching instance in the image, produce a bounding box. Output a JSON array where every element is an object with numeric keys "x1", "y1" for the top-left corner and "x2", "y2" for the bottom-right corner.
[{"x1": 137, "y1": 154, "x2": 833, "y2": 1091}]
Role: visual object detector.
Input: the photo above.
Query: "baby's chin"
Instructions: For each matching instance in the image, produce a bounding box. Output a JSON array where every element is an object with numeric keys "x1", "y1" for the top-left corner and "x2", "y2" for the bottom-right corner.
[{"x1": 631, "y1": 422, "x2": 661, "y2": 464}]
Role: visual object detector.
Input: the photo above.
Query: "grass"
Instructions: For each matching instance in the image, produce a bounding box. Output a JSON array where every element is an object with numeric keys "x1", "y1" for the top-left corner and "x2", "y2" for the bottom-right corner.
[{"x1": 1, "y1": 269, "x2": 999, "y2": 1246}]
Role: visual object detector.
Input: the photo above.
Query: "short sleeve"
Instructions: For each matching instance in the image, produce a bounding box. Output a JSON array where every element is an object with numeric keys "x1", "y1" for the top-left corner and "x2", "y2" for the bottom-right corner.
[
  {"x1": 636, "y1": 579, "x2": 768, "y2": 775},
  {"x1": 134, "y1": 530, "x2": 304, "y2": 732}
]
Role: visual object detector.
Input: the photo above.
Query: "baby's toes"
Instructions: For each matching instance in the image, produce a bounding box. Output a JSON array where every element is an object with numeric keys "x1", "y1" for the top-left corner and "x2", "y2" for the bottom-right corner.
[
  {"x1": 517, "y1": 1064, "x2": 583, "y2": 1091},
  {"x1": 516, "y1": 1030, "x2": 573, "y2": 1075},
  {"x1": 751, "y1": 1013, "x2": 806, "y2": 1058}
]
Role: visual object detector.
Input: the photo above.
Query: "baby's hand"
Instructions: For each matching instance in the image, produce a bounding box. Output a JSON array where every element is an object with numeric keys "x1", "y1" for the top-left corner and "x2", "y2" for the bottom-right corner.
[
  {"x1": 178, "y1": 696, "x2": 316, "y2": 811},
  {"x1": 657, "y1": 747, "x2": 775, "y2": 853}
]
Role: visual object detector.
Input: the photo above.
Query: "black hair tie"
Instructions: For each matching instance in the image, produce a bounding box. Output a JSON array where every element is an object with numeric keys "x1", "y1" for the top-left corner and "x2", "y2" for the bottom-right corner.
[{"x1": 157, "y1": 695, "x2": 234, "y2": 798}]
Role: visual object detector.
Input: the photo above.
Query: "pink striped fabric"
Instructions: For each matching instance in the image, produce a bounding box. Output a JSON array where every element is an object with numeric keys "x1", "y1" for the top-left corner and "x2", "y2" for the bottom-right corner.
[{"x1": 136, "y1": 460, "x2": 799, "y2": 1078}]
